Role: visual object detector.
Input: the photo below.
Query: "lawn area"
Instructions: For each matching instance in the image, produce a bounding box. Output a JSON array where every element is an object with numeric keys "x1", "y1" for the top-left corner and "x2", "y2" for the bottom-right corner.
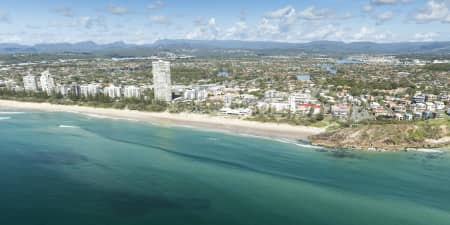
[{"x1": 415, "y1": 114, "x2": 450, "y2": 126}]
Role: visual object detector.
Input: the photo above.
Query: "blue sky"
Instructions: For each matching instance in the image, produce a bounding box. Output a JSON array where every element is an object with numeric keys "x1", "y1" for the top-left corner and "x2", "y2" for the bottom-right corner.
[{"x1": 0, "y1": 0, "x2": 449, "y2": 44}]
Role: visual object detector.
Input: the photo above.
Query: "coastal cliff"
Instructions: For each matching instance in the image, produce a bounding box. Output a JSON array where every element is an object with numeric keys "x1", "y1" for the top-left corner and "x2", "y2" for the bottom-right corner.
[{"x1": 310, "y1": 118, "x2": 450, "y2": 151}]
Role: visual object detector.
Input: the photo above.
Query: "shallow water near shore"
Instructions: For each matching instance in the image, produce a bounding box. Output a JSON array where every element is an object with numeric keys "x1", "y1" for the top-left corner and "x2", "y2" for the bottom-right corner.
[{"x1": 1, "y1": 109, "x2": 450, "y2": 225}]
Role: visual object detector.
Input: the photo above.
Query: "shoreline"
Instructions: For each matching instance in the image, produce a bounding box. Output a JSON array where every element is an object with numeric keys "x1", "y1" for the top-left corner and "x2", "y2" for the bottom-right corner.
[{"x1": 0, "y1": 100, "x2": 325, "y2": 141}]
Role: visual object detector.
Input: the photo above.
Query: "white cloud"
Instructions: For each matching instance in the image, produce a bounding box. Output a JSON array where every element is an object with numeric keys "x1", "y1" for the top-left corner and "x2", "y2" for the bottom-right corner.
[
  {"x1": 362, "y1": 4, "x2": 373, "y2": 12},
  {"x1": 340, "y1": 12, "x2": 353, "y2": 19},
  {"x1": 79, "y1": 16, "x2": 108, "y2": 30},
  {"x1": 186, "y1": 17, "x2": 219, "y2": 39},
  {"x1": 0, "y1": 2, "x2": 444, "y2": 44},
  {"x1": 148, "y1": 0, "x2": 164, "y2": 10},
  {"x1": 351, "y1": 26, "x2": 394, "y2": 41},
  {"x1": 80, "y1": 17, "x2": 92, "y2": 29},
  {"x1": 266, "y1": 6, "x2": 296, "y2": 19},
  {"x1": 353, "y1": 26, "x2": 375, "y2": 39},
  {"x1": 414, "y1": 32, "x2": 439, "y2": 41},
  {"x1": 363, "y1": 0, "x2": 412, "y2": 14},
  {"x1": 107, "y1": 5, "x2": 130, "y2": 15},
  {"x1": 363, "y1": 4, "x2": 374, "y2": 12},
  {"x1": 150, "y1": 15, "x2": 171, "y2": 25},
  {"x1": 370, "y1": 0, "x2": 411, "y2": 5},
  {"x1": 193, "y1": 17, "x2": 208, "y2": 26},
  {"x1": 0, "y1": 32, "x2": 24, "y2": 42},
  {"x1": 298, "y1": 6, "x2": 333, "y2": 20},
  {"x1": 208, "y1": 18, "x2": 216, "y2": 26},
  {"x1": 254, "y1": 5, "x2": 340, "y2": 40},
  {"x1": 374, "y1": 10, "x2": 396, "y2": 24},
  {"x1": 51, "y1": 7, "x2": 74, "y2": 17},
  {"x1": 239, "y1": 9, "x2": 247, "y2": 21},
  {"x1": 225, "y1": 21, "x2": 249, "y2": 39},
  {"x1": 262, "y1": 6, "x2": 298, "y2": 34},
  {"x1": 26, "y1": 25, "x2": 41, "y2": 29},
  {"x1": 371, "y1": 0, "x2": 400, "y2": 5},
  {"x1": 301, "y1": 24, "x2": 340, "y2": 40},
  {"x1": 257, "y1": 18, "x2": 280, "y2": 36},
  {"x1": 210, "y1": 6, "x2": 400, "y2": 42},
  {"x1": 414, "y1": 0, "x2": 450, "y2": 23},
  {"x1": 0, "y1": 10, "x2": 11, "y2": 23}
]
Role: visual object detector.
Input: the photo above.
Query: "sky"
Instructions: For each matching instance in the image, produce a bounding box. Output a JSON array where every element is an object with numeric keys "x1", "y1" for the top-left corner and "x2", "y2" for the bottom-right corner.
[{"x1": 0, "y1": 0, "x2": 449, "y2": 44}]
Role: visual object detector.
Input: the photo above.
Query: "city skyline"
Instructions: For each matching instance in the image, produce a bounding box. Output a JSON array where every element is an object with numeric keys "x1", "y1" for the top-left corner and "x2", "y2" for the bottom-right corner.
[{"x1": 0, "y1": 0, "x2": 450, "y2": 44}]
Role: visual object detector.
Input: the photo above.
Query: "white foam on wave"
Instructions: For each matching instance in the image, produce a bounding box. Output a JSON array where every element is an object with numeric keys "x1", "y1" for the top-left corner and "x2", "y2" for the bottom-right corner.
[
  {"x1": 59, "y1": 125, "x2": 79, "y2": 128},
  {"x1": 234, "y1": 133, "x2": 325, "y2": 150},
  {"x1": 237, "y1": 132, "x2": 287, "y2": 142},
  {"x1": 207, "y1": 137, "x2": 219, "y2": 141},
  {"x1": 0, "y1": 117, "x2": 11, "y2": 120},
  {"x1": 294, "y1": 143, "x2": 325, "y2": 150},
  {"x1": 82, "y1": 113, "x2": 139, "y2": 122},
  {"x1": 238, "y1": 133, "x2": 265, "y2": 139},
  {"x1": 275, "y1": 138, "x2": 325, "y2": 150},
  {"x1": 407, "y1": 148, "x2": 443, "y2": 153},
  {"x1": 0, "y1": 112, "x2": 25, "y2": 115},
  {"x1": 83, "y1": 113, "x2": 111, "y2": 119}
]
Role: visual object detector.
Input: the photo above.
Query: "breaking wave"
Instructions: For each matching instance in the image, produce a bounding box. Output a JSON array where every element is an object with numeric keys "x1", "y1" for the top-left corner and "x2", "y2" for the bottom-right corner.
[
  {"x1": 0, "y1": 112, "x2": 25, "y2": 115},
  {"x1": 59, "y1": 125, "x2": 79, "y2": 128}
]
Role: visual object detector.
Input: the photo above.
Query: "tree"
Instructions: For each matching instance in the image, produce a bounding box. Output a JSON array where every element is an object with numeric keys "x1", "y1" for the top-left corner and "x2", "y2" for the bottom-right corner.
[{"x1": 315, "y1": 112, "x2": 325, "y2": 122}]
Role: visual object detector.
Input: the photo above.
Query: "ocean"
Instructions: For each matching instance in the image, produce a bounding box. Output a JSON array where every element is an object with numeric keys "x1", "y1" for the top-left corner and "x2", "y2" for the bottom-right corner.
[{"x1": 0, "y1": 109, "x2": 449, "y2": 225}]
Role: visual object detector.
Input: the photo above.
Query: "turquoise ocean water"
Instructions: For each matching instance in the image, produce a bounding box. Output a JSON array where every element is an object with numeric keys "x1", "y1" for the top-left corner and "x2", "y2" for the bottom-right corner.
[{"x1": 0, "y1": 108, "x2": 449, "y2": 225}]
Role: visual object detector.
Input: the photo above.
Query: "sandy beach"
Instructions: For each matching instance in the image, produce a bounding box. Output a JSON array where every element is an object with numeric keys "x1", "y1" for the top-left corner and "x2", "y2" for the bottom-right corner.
[{"x1": 0, "y1": 100, "x2": 325, "y2": 141}]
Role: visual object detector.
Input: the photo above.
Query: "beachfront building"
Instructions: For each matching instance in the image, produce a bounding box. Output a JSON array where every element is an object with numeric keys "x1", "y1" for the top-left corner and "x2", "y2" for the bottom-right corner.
[
  {"x1": 223, "y1": 93, "x2": 238, "y2": 107},
  {"x1": 55, "y1": 83, "x2": 81, "y2": 97},
  {"x1": 184, "y1": 89, "x2": 197, "y2": 100},
  {"x1": 152, "y1": 60, "x2": 172, "y2": 102},
  {"x1": 55, "y1": 84, "x2": 71, "y2": 96},
  {"x1": 273, "y1": 102, "x2": 291, "y2": 113},
  {"x1": 183, "y1": 88, "x2": 208, "y2": 101},
  {"x1": 332, "y1": 104, "x2": 351, "y2": 118},
  {"x1": 40, "y1": 70, "x2": 55, "y2": 95},
  {"x1": 288, "y1": 93, "x2": 312, "y2": 113},
  {"x1": 22, "y1": 73, "x2": 38, "y2": 92},
  {"x1": 124, "y1": 85, "x2": 141, "y2": 98},
  {"x1": 80, "y1": 84, "x2": 101, "y2": 97},
  {"x1": 219, "y1": 107, "x2": 252, "y2": 116},
  {"x1": 198, "y1": 89, "x2": 208, "y2": 100},
  {"x1": 104, "y1": 84, "x2": 122, "y2": 98}
]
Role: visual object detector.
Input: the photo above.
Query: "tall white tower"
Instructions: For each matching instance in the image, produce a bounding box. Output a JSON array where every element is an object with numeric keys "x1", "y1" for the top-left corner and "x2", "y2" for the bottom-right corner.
[
  {"x1": 23, "y1": 73, "x2": 38, "y2": 92},
  {"x1": 40, "y1": 70, "x2": 55, "y2": 95},
  {"x1": 152, "y1": 60, "x2": 172, "y2": 102}
]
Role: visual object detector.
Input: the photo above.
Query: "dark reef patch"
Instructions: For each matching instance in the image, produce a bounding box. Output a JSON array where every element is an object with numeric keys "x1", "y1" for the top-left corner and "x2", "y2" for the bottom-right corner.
[
  {"x1": 106, "y1": 191, "x2": 210, "y2": 217},
  {"x1": 25, "y1": 151, "x2": 90, "y2": 166},
  {"x1": 328, "y1": 150, "x2": 362, "y2": 159}
]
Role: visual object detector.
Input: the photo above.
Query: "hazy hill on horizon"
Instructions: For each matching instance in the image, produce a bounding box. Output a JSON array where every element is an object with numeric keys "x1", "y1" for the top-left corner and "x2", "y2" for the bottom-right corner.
[{"x1": 1, "y1": 39, "x2": 450, "y2": 56}]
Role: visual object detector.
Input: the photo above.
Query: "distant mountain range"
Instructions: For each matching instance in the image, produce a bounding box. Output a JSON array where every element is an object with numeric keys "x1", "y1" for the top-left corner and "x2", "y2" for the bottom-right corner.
[
  {"x1": 1, "y1": 39, "x2": 450, "y2": 55},
  {"x1": 0, "y1": 41, "x2": 133, "y2": 54}
]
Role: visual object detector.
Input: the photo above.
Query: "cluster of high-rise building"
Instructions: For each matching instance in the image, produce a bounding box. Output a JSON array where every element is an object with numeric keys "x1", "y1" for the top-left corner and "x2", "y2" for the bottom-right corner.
[
  {"x1": 19, "y1": 61, "x2": 174, "y2": 101},
  {"x1": 23, "y1": 70, "x2": 55, "y2": 94},
  {"x1": 102, "y1": 85, "x2": 142, "y2": 99},
  {"x1": 21, "y1": 70, "x2": 143, "y2": 99}
]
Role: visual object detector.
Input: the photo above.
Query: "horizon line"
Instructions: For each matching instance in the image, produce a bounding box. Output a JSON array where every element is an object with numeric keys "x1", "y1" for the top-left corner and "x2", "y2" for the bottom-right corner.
[{"x1": 1, "y1": 39, "x2": 450, "y2": 46}]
